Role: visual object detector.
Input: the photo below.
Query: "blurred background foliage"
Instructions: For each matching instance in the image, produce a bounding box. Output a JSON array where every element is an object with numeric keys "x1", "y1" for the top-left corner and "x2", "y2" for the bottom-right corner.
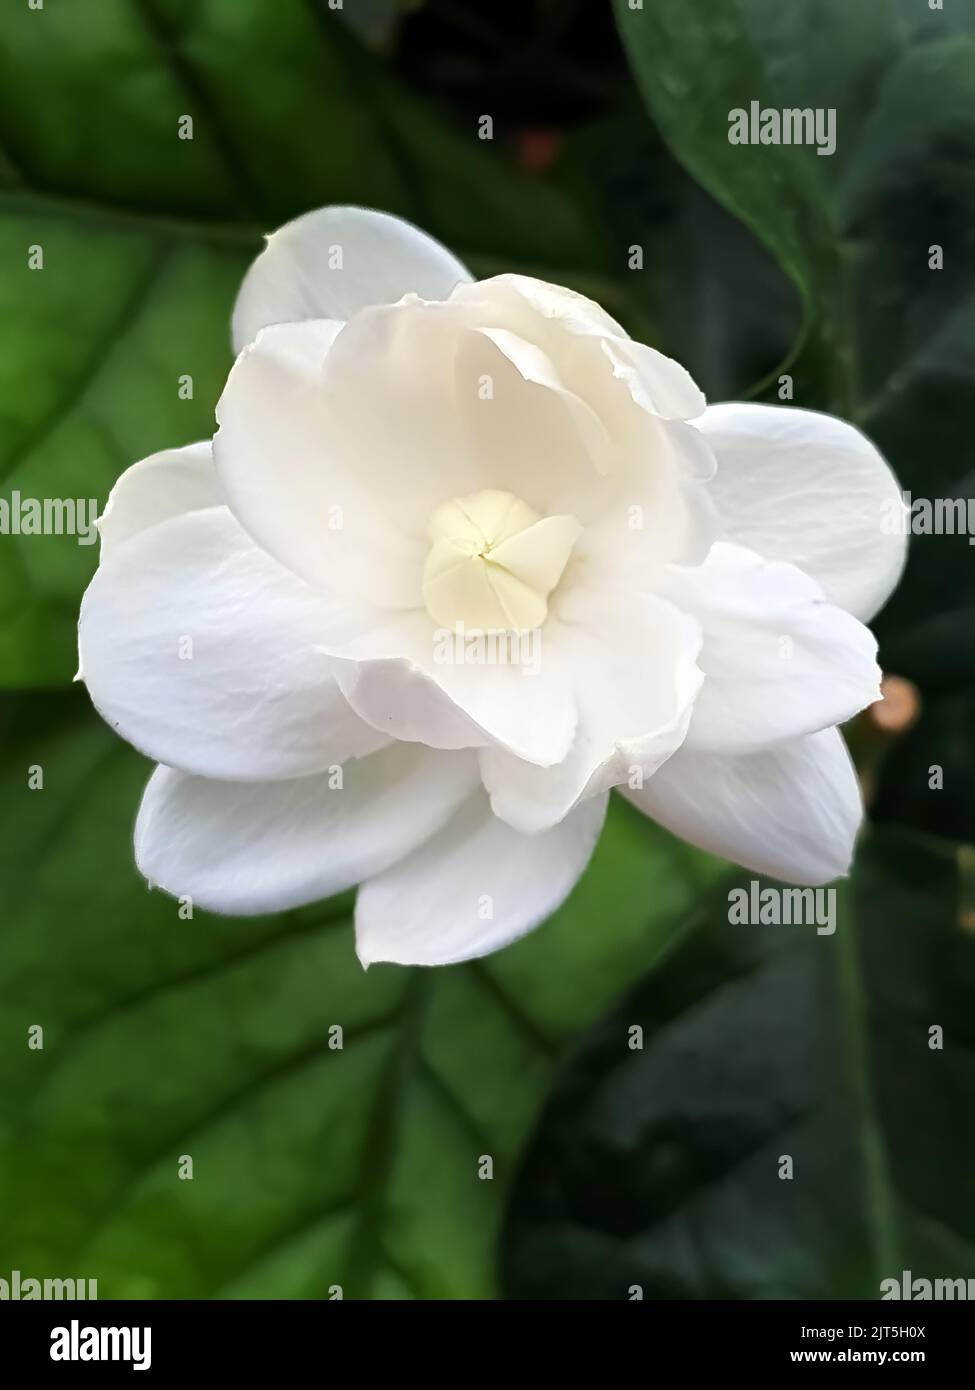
[{"x1": 0, "y1": 0, "x2": 972, "y2": 1299}]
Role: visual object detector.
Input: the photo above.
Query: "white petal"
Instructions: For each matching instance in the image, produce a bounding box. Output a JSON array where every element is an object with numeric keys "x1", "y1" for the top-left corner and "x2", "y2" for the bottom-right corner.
[
  {"x1": 214, "y1": 317, "x2": 426, "y2": 608},
  {"x1": 79, "y1": 506, "x2": 385, "y2": 780},
  {"x1": 661, "y1": 542, "x2": 882, "y2": 755},
  {"x1": 328, "y1": 610, "x2": 577, "y2": 768},
  {"x1": 474, "y1": 325, "x2": 612, "y2": 470},
  {"x1": 480, "y1": 590, "x2": 703, "y2": 832},
  {"x1": 136, "y1": 744, "x2": 480, "y2": 916},
  {"x1": 699, "y1": 403, "x2": 907, "y2": 621},
  {"x1": 623, "y1": 728, "x2": 862, "y2": 885},
  {"x1": 600, "y1": 337, "x2": 706, "y2": 421},
  {"x1": 329, "y1": 304, "x2": 609, "y2": 526},
  {"x1": 570, "y1": 421, "x2": 719, "y2": 589},
  {"x1": 97, "y1": 441, "x2": 222, "y2": 555},
  {"x1": 355, "y1": 790, "x2": 608, "y2": 966},
  {"x1": 451, "y1": 275, "x2": 706, "y2": 420},
  {"x1": 453, "y1": 274, "x2": 627, "y2": 339},
  {"x1": 231, "y1": 205, "x2": 472, "y2": 353}
]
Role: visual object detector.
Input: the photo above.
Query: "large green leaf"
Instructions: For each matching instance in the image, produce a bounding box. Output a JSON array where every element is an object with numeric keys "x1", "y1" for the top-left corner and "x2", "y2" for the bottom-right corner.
[
  {"x1": 0, "y1": 690, "x2": 721, "y2": 1298},
  {"x1": 614, "y1": 0, "x2": 975, "y2": 840},
  {"x1": 502, "y1": 831, "x2": 975, "y2": 1299},
  {"x1": 0, "y1": 0, "x2": 606, "y2": 688}
]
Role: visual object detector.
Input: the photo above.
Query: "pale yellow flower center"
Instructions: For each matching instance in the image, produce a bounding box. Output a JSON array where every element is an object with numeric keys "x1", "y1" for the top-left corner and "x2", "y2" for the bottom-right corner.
[{"x1": 422, "y1": 488, "x2": 582, "y2": 632}]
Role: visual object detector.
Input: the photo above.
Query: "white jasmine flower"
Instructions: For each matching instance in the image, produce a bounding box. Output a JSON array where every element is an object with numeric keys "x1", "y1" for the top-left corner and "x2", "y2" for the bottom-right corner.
[{"x1": 78, "y1": 207, "x2": 907, "y2": 966}]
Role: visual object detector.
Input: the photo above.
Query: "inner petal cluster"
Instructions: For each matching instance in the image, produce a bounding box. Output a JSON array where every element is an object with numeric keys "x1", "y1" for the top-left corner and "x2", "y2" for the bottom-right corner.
[{"x1": 422, "y1": 488, "x2": 582, "y2": 632}]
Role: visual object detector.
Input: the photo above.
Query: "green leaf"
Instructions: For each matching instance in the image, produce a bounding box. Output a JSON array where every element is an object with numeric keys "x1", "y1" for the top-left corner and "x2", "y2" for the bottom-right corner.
[
  {"x1": 502, "y1": 830, "x2": 975, "y2": 1299},
  {"x1": 613, "y1": 0, "x2": 975, "y2": 840},
  {"x1": 0, "y1": 691, "x2": 722, "y2": 1298},
  {"x1": 0, "y1": 0, "x2": 604, "y2": 688}
]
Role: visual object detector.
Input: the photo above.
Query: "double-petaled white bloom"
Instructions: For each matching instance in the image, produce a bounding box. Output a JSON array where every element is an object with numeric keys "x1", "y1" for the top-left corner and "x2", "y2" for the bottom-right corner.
[{"x1": 78, "y1": 207, "x2": 907, "y2": 966}]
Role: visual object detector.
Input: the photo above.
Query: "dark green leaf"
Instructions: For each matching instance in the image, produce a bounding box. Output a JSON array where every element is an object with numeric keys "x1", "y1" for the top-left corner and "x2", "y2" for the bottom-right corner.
[{"x1": 503, "y1": 830, "x2": 975, "y2": 1299}]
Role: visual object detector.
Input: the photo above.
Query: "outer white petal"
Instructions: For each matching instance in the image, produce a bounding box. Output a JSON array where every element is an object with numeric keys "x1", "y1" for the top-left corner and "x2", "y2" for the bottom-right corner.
[
  {"x1": 699, "y1": 403, "x2": 907, "y2": 621},
  {"x1": 79, "y1": 507, "x2": 385, "y2": 781},
  {"x1": 479, "y1": 590, "x2": 703, "y2": 833},
  {"x1": 623, "y1": 728, "x2": 862, "y2": 885},
  {"x1": 661, "y1": 542, "x2": 882, "y2": 755},
  {"x1": 327, "y1": 610, "x2": 577, "y2": 768},
  {"x1": 355, "y1": 790, "x2": 608, "y2": 966},
  {"x1": 232, "y1": 205, "x2": 472, "y2": 352},
  {"x1": 135, "y1": 744, "x2": 480, "y2": 916},
  {"x1": 97, "y1": 441, "x2": 222, "y2": 555}
]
